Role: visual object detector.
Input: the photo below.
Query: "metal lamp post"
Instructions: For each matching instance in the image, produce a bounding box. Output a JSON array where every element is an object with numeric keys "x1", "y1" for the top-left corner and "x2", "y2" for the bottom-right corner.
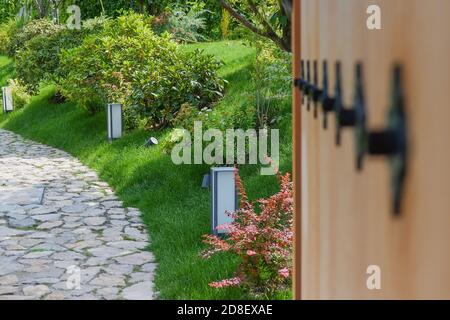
[
  {"x1": 107, "y1": 103, "x2": 123, "y2": 141},
  {"x1": 211, "y1": 167, "x2": 237, "y2": 235},
  {"x1": 2, "y1": 87, "x2": 14, "y2": 114}
]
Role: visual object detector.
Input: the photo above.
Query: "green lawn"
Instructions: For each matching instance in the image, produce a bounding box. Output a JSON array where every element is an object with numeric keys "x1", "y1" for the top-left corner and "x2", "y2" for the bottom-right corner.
[
  {"x1": 0, "y1": 56, "x2": 14, "y2": 87},
  {"x1": 0, "y1": 41, "x2": 292, "y2": 300}
]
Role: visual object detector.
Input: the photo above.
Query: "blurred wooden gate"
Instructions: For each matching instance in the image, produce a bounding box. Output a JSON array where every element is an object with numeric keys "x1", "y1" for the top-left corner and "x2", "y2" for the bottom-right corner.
[{"x1": 292, "y1": 0, "x2": 450, "y2": 299}]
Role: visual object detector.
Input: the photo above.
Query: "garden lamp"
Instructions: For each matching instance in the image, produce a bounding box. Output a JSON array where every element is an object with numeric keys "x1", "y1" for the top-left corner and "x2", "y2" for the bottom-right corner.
[
  {"x1": 2, "y1": 87, "x2": 14, "y2": 114},
  {"x1": 107, "y1": 103, "x2": 123, "y2": 141},
  {"x1": 211, "y1": 167, "x2": 237, "y2": 235}
]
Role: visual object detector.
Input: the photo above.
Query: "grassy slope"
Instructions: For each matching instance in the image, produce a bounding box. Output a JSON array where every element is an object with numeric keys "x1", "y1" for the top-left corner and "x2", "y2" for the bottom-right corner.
[
  {"x1": 0, "y1": 41, "x2": 292, "y2": 300},
  {"x1": 0, "y1": 56, "x2": 14, "y2": 87}
]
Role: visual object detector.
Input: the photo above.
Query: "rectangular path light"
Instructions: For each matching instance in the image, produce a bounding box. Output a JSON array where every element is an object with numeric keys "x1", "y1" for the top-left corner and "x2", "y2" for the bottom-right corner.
[
  {"x1": 2, "y1": 87, "x2": 14, "y2": 114},
  {"x1": 211, "y1": 167, "x2": 237, "y2": 235},
  {"x1": 107, "y1": 103, "x2": 123, "y2": 141}
]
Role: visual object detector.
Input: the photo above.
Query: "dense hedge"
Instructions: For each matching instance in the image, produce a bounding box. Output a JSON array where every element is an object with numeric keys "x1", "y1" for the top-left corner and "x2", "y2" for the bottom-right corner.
[
  {"x1": 6, "y1": 19, "x2": 62, "y2": 57},
  {"x1": 71, "y1": 0, "x2": 223, "y2": 39},
  {"x1": 58, "y1": 13, "x2": 225, "y2": 129},
  {"x1": 1, "y1": 13, "x2": 225, "y2": 130},
  {"x1": 0, "y1": 20, "x2": 22, "y2": 55},
  {"x1": 15, "y1": 17, "x2": 107, "y2": 93}
]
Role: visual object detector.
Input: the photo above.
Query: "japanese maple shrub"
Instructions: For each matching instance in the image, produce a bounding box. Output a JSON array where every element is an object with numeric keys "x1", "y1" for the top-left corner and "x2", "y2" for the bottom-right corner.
[{"x1": 202, "y1": 169, "x2": 293, "y2": 297}]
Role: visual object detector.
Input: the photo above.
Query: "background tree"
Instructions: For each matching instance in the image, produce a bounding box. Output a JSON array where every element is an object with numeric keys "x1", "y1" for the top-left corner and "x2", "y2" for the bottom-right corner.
[{"x1": 220, "y1": 0, "x2": 292, "y2": 52}]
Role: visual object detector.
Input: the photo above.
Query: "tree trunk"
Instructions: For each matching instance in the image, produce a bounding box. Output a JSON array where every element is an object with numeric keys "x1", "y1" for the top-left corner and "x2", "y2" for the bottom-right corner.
[{"x1": 220, "y1": 0, "x2": 291, "y2": 52}]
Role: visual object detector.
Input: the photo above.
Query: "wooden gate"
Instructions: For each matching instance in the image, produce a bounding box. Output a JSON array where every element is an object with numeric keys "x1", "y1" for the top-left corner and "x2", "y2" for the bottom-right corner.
[{"x1": 292, "y1": 0, "x2": 450, "y2": 299}]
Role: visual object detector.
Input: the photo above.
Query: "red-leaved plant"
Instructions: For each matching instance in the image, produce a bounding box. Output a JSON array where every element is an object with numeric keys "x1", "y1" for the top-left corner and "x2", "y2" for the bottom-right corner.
[{"x1": 201, "y1": 168, "x2": 293, "y2": 296}]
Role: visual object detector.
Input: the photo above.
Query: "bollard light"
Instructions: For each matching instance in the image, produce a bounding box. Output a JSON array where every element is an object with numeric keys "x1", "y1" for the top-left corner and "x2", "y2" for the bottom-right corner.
[
  {"x1": 2, "y1": 87, "x2": 14, "y2": 114},
  {"x1": 107, "y1": 103, "x2": 123, "y2": 141},
  {"x1": 211, "y1": 167, "x2": 237, "y2": 235}
]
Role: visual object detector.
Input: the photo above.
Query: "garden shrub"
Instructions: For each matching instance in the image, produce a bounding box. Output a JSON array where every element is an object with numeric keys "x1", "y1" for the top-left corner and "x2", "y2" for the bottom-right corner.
[
  {"x1": 15, "y1": 17, "x2": 107, "y2": 94},
  {"x1": 7, "y1": 18, "x2": 61, "y2": 56},
  {"x1": 202, "y1": 169, "x2": 293, "y2": 297},
  {"x1": 0, "y1": 19, "x2": 22, "y2": 55},
  {"x1": 160, "y1": 102, "x2": 210, "y2": 153},
  {"x1": 150, "y1": 0, "x2": 222, "y2": 39},
  {"x1": 59, "y1": 13, "x2": 225, "y2": 128},
  {"x1": 0, "y1": 1, "x2": 18, "y2": 24},
  {"x1": 253, "y1": 40, "x2": 292, "y2": 128},
  {"x1": 8, "y1": 78, "x2": 31, "y2": 109},
  {"x1": 167, "y1": 6, "x2": 209, "y2": 43}
]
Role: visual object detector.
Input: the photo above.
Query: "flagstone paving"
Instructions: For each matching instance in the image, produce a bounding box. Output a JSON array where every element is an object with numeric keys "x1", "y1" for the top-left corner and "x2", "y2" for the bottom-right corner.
[{"x1": 0, "y1": 129, "x2": 156, "y2": 300}]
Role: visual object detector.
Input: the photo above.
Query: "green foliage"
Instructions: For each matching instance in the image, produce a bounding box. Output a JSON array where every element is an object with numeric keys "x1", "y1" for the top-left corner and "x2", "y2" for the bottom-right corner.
[
  {"x1": 0, "y1": 20, "x2": 22, "y2": 55},
  {"x1": 70, "y1": 0, "x2": 147, "y2": 18},
  {"x1": 221, "y1": 0, "x2": 292, "y2": 51},
  {"x1": 154, "y1": 0, "x2": 223, "y2": 39},
  {"x1": 59, "y1": 13, "x2": 225, "y2": 129},
  {"x1": 167, "y1": 6, "x2": 209, "y2": 43},
  {"x1": 0, "y1": 41, "x2": 292, "y2": 300},
  {"x1": 182, "y1": 41, "x2": 258, "y2": 132},
  {"x1": 7, "y1": 18, "x2": 61, "y2": 56},
  {"x1": 8, "y1": 78, "x2": 31, "y2": 109},
  {"x1": 0, "y1": 56, "x2": 15, "y2": 88},
  {"x1": 0, "y1": 0, "x2": 20, "y2": 24},
  {"x1": 160, "y1": 102, "x2": 210, "y2": 153},
  {"x1": 252, "y1": 40, "x2": 291, "y2": 127},
  {"x1": 15, "y1": 17, "x2": 106, "y2": 93}
]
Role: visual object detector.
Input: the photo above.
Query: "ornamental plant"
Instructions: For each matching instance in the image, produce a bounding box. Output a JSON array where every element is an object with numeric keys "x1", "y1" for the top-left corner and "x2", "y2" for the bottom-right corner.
[
  {"x1": 15, "y1": 20, "x2": 105, "y2": 94},
  {"x1": 202, "y1": 168, "x2": 293, "y2": 297},
  {"x1": 0, "y1": 19, "x2": 22, "y2": 55},
  {"x1": 58, "y1": 13, "x2": 225, "y2": 128},
  {"x1": 7, "y1": 18, "x2": 61, "y2": 57},
  {"x1": 8, "y1": 78, "x2": 31, "y2": 109}
]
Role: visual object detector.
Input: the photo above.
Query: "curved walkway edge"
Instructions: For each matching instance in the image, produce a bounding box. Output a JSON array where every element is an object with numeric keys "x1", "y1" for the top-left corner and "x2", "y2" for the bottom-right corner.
[{"x1": 0, "y1": 129, "x2": 156, "y2": 300}]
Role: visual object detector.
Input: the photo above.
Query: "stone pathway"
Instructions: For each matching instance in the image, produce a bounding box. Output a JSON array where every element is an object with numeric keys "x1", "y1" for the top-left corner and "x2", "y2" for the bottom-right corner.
[{"x1": 0, "y1": 129, "x2": 156, "y2": 300}]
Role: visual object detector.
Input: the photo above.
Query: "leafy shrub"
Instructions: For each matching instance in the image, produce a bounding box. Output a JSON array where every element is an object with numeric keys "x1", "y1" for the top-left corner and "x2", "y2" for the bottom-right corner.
[
  {"x1": 167, "y1": 6, "x2": 209, "y2": 43},
  {"x1": 160, "y1": 102, "x2": 210, "y2": 153},
  {"x1": 149, "y1": 0, "x2": 222, "y2": 39},
  {"x1": 0, "y1": 1, "x2": 19, "y2": 24},
  {"x1": 59, "y1": 13, "x2": 225, "y2": 128},
  {"x1": 253, "y1": 40, "x2": 291, "y2": 128},
  {"x1": 172, "y1": 102, "x2": 209, "y2": 129},
  {"x1": 7, "y1": 18, "x2": 61, "y2": 56},
  {"x1": 0, "y1": 19, "x2": 22, "y2": 55},
  {"x1": 202, "y1": 169, "x2": 293, "y2": 297},
  {"x1": 15, "y1": 17, "x2": 107, "y2": 93},
  {"x1": 8, "y1": 78, "x2": 31, "y2": 109}
]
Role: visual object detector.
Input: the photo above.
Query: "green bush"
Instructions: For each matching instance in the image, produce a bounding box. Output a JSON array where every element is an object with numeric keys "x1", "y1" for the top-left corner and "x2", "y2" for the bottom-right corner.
[
  {"x1": 59, "y1": 13, "x2": 225, "y2": 129},
  {"x1": 167, "y1": 6, "x2": 209, "y2": 43},
  {"x1": 8, "y1": 78, "x2": 31, "y2": 109},
  {"x1": 7, "y1": 19, "x2": 61, "y2": 56},
  {"x1": 0, "y1": 1, "x2": 19, "y2": 24},
  {"x1": 253, "y1": 40, "x2": 291, "y2": 128},
  {"x1": 154, "y1": 0, "x2": 223, "y2": 39},
  {"x1": 160, "y1": 102, "x2": 209, "y2": 153},
  {"x1": 15, "y1": 17, "x2": 107, "y2": 93},
  {"x1": 0, "y1": 19, "x2": 22, "y2": 55}
]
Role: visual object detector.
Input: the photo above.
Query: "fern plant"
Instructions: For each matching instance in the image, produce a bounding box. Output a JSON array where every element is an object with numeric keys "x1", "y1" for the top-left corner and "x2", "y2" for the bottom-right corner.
[{"x1": 167, "y1": 6, "x2": 209, "y2": 43}]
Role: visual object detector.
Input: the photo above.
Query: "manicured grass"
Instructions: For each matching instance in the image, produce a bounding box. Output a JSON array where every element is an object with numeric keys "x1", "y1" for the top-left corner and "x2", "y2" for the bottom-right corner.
[
  {"x1": 0, "y1": 41, "x2": 292, "y2": 299},
  {"x1": 0, "y1": 56, "x2": 14, "y2": 87}
]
